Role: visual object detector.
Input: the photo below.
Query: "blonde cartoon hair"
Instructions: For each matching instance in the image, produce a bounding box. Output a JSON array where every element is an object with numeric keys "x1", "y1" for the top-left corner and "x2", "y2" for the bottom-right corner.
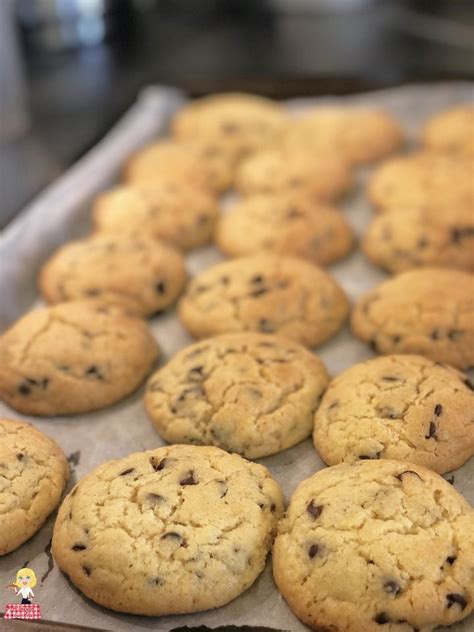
[{"x1": 15, "y1": 568, "x2": 37, "y2": 588}]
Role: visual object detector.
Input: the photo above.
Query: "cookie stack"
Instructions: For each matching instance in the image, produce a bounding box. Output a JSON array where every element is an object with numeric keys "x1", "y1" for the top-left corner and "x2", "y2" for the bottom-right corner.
[{"x1": 0, "y1": 93, "x2": 473, "y2": 632}]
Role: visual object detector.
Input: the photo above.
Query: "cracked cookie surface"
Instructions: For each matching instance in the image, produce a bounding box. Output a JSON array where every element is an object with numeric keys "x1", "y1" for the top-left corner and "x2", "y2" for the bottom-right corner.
[
  {"x1": 313, "y1": 354, "x2": 474, "y2": 473},
  {"x1": 0, "y1": 302, "x2": 159, "y2": 415},
  {"x1": 52, "y1": 444, "x2": 283, "y2": 615},
  {"x1": 281, "y1": 107, "x2": 403, "y2": 164},
  {"x1": 145, "y1": 333, "x2": 329, "y2": 459},
  {"x1": 363, "y1": 209, "x2": 474, "y2": 273},
  {"x1": 39, "y1": 234, "x2": 187, "y2": 317},
  {"x1": 216, "y1": 194, "x2": 354, "y2": 266},
  {"x1": 235, "y1": 148, "x2": 352, "y2": 201},
  {"x1": 351, "y1": 268, "x2": 474, "y2": 369},
  {"x1": 422, "y1": 106, "x2": 474, "y2": 157},
  {"x1": 93, "y1": 183, "x2": 219, "y2": 251},
  {"x1": 273, "y1": 459, "x2": 474, "y2": 632},
  {"x1": 0, "y1": 418, "x2": 69, "y2": 555},
  {"x1": 178, "y1": 255, "x2": 349, "y2": 348},
  {"x1": 368, "y1": 152, "x2": 474, "y2": 215}
]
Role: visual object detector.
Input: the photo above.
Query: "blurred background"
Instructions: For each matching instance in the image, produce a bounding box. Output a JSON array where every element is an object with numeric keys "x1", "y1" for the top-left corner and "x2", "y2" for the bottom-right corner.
[{"x1": 1, "y1": 0, "x2": 473, "y2": 228}]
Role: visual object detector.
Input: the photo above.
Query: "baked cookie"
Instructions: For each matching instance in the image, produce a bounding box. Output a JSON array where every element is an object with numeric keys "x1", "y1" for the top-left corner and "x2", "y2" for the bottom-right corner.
[
  {"x1": 93, "y1": 183, "x2": 219, "y2": 252},
  {"x1": 273, "y1": 460, "x2": 474, "y2": 632},
  {"x1": 39, "y1": 234, "x2": 187, "y2": 317},
  {"x1": 145, "y1": 333, "x2": 329, "y2": 459},
  {"x1": 124, "y1": 140, "x2": 219, "y2": 194},
  {"x1": 351, "y1": 268, "x2": 474, "y2": 369},
  {"x1": 313, "y1": 354, "x2": 474, "y2": 473},
  {"x1": 368, "y1": 151, "x2": 474, "y2": 215},
  {"x1": 52, "y1": 444, "x2": 283, "y2": 615},
  {"x1": 281, "y1": 107, "x2": 403, "y2": 164},
  {"x1": 363, "y1": 209, "x2": 474, "y2": 273},
  {"x1": 0, "y1": 302, "x2": 159, "y2": 415},
  {"x1": 171, "y1": 92, "x2": 287, "y2": 161},
  {"x1": 235, "y1": 148, "x2": 352, "y2": 201},
  {"x1": 179, "y1": 255, "x2": 349, "y2": 348},
  {"x1": 0, "y1": 418, "x2": 69, "y2": 555},
  {"x1": 423, "y1": 106, "x2": 474, "y2": 157},
  {"x1": 216, "y1": 194, "x2": 354, "y2": 266}
]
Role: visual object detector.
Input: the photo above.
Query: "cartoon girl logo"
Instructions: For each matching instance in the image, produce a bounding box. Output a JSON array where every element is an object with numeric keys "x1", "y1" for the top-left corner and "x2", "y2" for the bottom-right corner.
[{"x1": 8, "y1": 568, "x2": 37, "y2": 604}]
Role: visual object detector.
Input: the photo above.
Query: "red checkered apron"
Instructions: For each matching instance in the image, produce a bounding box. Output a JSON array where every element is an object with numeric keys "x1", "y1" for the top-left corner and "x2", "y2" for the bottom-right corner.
[{"x1": 4, "y1": 603, "x2": 42, "y2": 620}]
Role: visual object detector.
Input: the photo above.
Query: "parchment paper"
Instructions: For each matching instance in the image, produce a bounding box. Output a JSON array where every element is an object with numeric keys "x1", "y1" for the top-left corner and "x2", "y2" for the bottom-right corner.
[{"x1": 0, "y1": 83, "x2": 473, "y2": 632}]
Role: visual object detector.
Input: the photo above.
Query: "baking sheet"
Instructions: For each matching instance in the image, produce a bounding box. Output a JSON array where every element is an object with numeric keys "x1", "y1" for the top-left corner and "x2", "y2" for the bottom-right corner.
[{"x1": 0, "y1": 83, "x2": 473, "y2": 632}]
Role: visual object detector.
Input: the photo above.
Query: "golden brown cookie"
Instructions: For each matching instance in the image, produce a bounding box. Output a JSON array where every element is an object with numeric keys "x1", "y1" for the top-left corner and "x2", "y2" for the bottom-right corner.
[
  {"x1": 351, "y1": 268, "x2": 474, "y2": 369},
  {"x1": 39, "y1": 234, "x2": 187, "y2": 317},
  {"x1": 0, "y1": 302, "x2": 159, "y2": 415},
  {"x1": 216, "y1": 194, "x2": 354, "y2": 266},
  {"x1": 52, "y1": 444, "x2": 283, "y2": 615},
  {"x1": 179, "y1": 255, "x2": 349, "y2": 348},
  {"x1": 423, "y1": 105, "x2": 474, "y2": 157},
  {"x1": 273, "y1": 460, "x2": 474, "y2": 632},
  {"x1": 313, "y1": 354, "x2": 474, "y2": 473},
  {"x1": 0, "y1": 418, "x2": 69, "y2": 555},
  {"x1": 93, "y1": 183, "x2": 219, "y2": 251},
  {"x1": 145, "y1": 333, "x2": 329, "y2": 459}
]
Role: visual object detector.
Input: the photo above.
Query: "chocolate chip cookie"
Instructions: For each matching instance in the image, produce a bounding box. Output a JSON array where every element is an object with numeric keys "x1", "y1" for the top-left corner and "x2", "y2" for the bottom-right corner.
[
  {"x1": 145, "y1": 333, "x2": 329, "y2": 459},
  {"x1": 235, "y1": 148, "x2": 353, "y2": 201},
  {"x1": 179, "y1": 255, "x2": 349, "y2": 348},
  {"x1": 281, "y1": 107, "x2": 404, "y2": 164},
  {"x1": 39, "y1": 234, "x2": 187, "y2": 317},
  {"x1": 313, "y1": 354, "x2": 474, "y2": 473},
  {"x1": 52, "y1": 444, "x2": 283, "y2": 615},
  {"x1": 216, "y1": 194, "x2": 354, "y2": 266},
  {"x1": 0, "y1": 302, "x2": 159, "y2": 415},
  {"x1": 0, "y1": 418, "x2": 69, "y2": 555},
  {"x1": 363, "y1": 209, "x2": 474, "y2": 273},
  {"x1": 93, "y1": 183, "x2": 219, "y2": 251},
  {"x1": 351, "y1": 268, "x2": 474, "y2": 369},
  {"x1": 423, "y1": 105, "x2": 474, "y2": 157},
  {"x1": 368, "y1": 151, "x2": 474, "y2": 215},
  {"x1": 273, "y1": 460, "x2": 474, "y2": 632}
]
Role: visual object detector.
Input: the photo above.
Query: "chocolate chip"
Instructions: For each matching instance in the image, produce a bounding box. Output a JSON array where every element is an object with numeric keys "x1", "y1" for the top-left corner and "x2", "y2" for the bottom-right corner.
[
  {"x1": 150, "y1": 576, "x2": 164, "y2": 586},
  {"x1": 146, "y1": 493, "x2": 164, "y2": 504},
  {"x1": 359, "y1": 452, "x2": 381, "y2": 460},
  {"x1": 369, "y1": 338, "x2": 378, "y2": 352},
  {"x1": 259, "y1": 318, "x2": 274, "y2": 333},
  {"x1": 425, "y1": 422, "x2": 437, "y2": 439},
  {"x1": 382, "y1": 376, "x2": 399, "y2": 382},
  {"x1": 392, "y1": 335, "x2": 401, "y2": 344},
  {"x1": 377, "y1": 405, "x2": 402, "y2": 420},
  {"x1": 85, "y1": 366, "x2": 103, "y2": 380},
  {"x1": 448, "y1": 329, "x2": 463, "y2": 340},
  {"x1": 18, "y1": 383, "x2": 31, "y2": 395},
  {"x1": 250, "y1": 275, "x2": 264, "y2": 284},
  {"x1": 187, "y1": 366, "x2": 204, "y2": 381},
  {"x1": 384, "y1": 580, "x2": 401, "y2": 596},
  {"x1": 270, "y1": 503, "x2": 276, "y2": 512},
  {"x1": 150, "y1": 456, "x2": 167, "y2": 472},
  {"x1": 307, "y1": 499, "x2": 323, "y2": 519},
  {"x1": 431, "y1": 329, "x2": 441, "y2": 340},
  {"x1": 180, "y1": 470, "x2": 198, "y2": 486},
  {"x1": 16, "y1": 453, "x2": 24, "y2": 461},
  {"x1": 446, "y1": 556, "x2": 457, "y2": 565},
  {"x1": 463, "y1": 378, "x2": 474, "y2": 391},
  {"x1": 250, "y1": 287, "x2": 268, "y2": 297},
  {"x1": 155, "y1": 281, "x2": 166, "y2": 294},
  {"x1": 161, "y1": 532, "x2": 182, "y2": 541},
  {"x1": 451, "y1": 226, "x2": 474, "y2": 243},
  {"x1": 308, "y1": 544, "x2": 319, "y2": 558},
  {"x1": 374, "y1": 612, "x2": 390, "y2": 624},
  {"x1": 395, "y1": 470, "x2": 423, "y2": 482},
  {"x1": 119, "y1": 468, "x2": 135, "y2": 476},
  {"x1": 72, "y1": 544, "x2": 87, "y2": 551},
  {"x1": 434, "y1": 404, "x2": 443, "y2": 416},
  {"x1": 82, "y1": 565, "x2": 91, "y2": 576},
  {"x1": 444, "y1": 474, "x2": 455, "y2": 485},
  {"x1": 447, "y1": 593, "x2": 467, "y2": 610},
  {"x1": 41, "y1": 378, "x2": 49, "y2": 389}
]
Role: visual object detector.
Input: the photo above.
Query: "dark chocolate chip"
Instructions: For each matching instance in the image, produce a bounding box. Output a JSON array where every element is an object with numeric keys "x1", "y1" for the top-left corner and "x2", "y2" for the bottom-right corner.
[
  {"x1": 434, "y1": 404, "x2": 443, "y2": 416},
  {"x1": 150, "y1": 576, "x2": 164, "y2": 586},
  {"x1": 155, "y1": 281, "x2": 166, "y2": 295},
  {"x1": 382, "y1": 376, "x2": 399, "y2": 382},
  {"x1": 359, "y1": 452, "x2": 382, "y2": 460},
  {"x1": 161, "y1": 532, "x2": 182, "y2": 541},
  {"x1": 464, "y1": 378, "x2": 474, "y2": 391},
  {"x1": 392, "y1": 335, "x2": 401, "y2": 344},
  {"x1": 85, "y1": 366, "x2": 104, "y2": 380},
  {"x1": 444, "y1": 474, "x2": 455, "y2": 485},
  {"x1": 374, "y1": 612, "x2": 390, "y2": 624},
  {"x1": 250, "y1": 275, "x2": 264, "y2": 284},
  {"x1": 82, "y1": 565, "x2": 91, "y2": 576},
  {"x1": 446, "y1": 556, "x2": 457, "y2": 565},
  {"x1": 41, "y1": 378, "x2": 49, "y2": 389},
  {"x1": 307, "y1": 499, "x2": 323, "y2": 518},
  {"x1": 431, "y1": 329, "x2": 441, "y2": 340},
  {"x1": 259, "y1": 318, "x2": 274, "y2": 333},
  {"x1": 447, "y1": 593, "x2": 467, "y2": 610},
  {"x1": 270, "y1": 503, "x2": 276, "y2": 512},
  {"x1": 18, "y1": 383, "x2": 31, "y2": 395},
  {"x1": 369, "y1": 338, "x2": 378, "y2": 352},
  {"x1": 448, "y1": 329, "x2": 463, "y2": 340},
  {"x1": 308, "y1": 544, "x2": 319, "y2": 558},
  {"x1": 119, "y1": 468, "x2": 135, "y2": 476},
  {"x1": 150, "y1": 456, "x2": 167, "y2": 472},
  {"x1": 451, "y1": 226, "x2": 474, "y2": 243},
  {"x1": 425, "y1": 422, "x2": 437, "y2": 439},
  {"x1": 384, "y1": 580, "x2": 401, "y2": 596},
  {"x1": 395, "y1": 470, "x2": 423, "y2": 482},
  {"x1": 16, "y1": 453, "x2": 24, "y2": 461},
  {"x1": 250, "y1": 287, "x2": 268, "y2": 297},
  {"x1": 180, "y1": 470, "x2": 198, "y2": 486},
  {"x1": 72, "y1": 544, "x2": 87, "y2": 551},
  {"x1": 146, "y1": 493, "x2": 164, "y2": 504},
  {"x1": 26, "y1": 378, "x2": 38, "y2": 385}
]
